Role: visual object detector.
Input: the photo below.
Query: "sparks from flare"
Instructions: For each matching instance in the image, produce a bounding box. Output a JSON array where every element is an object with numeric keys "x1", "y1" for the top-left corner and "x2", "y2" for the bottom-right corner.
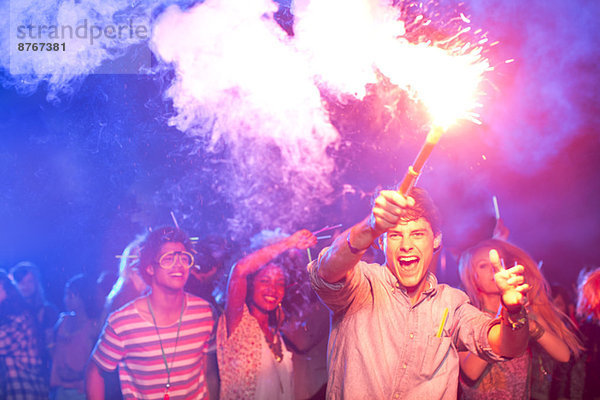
[
  {"x1": 367, "y1": 3, "x2": 491, "y2": 194},
  {"x1": 297, "y1": 1, "x2": 492, "y2": 197},
  {"x1": 153, "y1": 0, "x2": 495, "y2": 231},
  {"x1": 296, "y1": 0, "x2": 492, "y2": 129},
  {"x1": 393, "y1": 33, "x2": 490, "y2": 194}
]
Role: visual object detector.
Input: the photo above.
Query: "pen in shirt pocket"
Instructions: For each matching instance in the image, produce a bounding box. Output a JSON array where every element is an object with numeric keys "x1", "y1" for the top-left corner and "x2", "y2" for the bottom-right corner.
[{"x1": 436, "y1": 307, "x2": 449, "y2": 337}]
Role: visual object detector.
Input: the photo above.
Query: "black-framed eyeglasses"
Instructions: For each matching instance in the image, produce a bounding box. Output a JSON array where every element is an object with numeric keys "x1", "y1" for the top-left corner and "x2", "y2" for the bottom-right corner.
[{"x1": 157, "y1": 251, "x2": 195, "y2": 270}]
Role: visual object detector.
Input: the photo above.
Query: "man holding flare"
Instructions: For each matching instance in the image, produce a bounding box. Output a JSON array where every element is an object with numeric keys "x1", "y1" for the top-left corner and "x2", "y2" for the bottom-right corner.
[{"x1": 309, "y1": 187, "x2": 530, "y2": 399}]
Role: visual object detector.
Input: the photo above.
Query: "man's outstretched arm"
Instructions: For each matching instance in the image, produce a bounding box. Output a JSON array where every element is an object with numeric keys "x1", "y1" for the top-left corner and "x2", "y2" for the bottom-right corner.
[{"x1": 317, "y1": 190, "x2": 414, "y2": 283}]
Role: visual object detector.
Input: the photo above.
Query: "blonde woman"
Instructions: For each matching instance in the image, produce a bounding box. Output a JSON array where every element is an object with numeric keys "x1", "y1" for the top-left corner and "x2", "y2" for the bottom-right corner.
[{"x1": 458, "y1": 239, "x2": 583, "y2": 399}]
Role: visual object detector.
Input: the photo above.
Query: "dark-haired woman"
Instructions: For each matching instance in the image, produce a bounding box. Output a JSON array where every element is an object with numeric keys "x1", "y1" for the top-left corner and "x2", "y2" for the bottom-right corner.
[{"x1": 217, "y1": 229, "x2": 316, "y2": 400}]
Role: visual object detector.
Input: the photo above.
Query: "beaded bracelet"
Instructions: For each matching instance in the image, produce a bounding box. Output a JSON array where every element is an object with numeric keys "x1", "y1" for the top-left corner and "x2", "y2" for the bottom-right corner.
[{"x1": 502, "y1": 306, "x2": 528, "y2": 331}]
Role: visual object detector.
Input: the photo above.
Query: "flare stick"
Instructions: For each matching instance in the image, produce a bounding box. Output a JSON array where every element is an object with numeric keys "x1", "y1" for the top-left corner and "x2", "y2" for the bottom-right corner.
[{"x1": 398, "y1": 125, "x2": 445, "y2": 196}]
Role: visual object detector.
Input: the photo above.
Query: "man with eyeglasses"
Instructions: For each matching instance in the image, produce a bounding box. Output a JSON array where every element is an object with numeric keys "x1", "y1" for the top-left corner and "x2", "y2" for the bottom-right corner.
[{"x1": 86, "y1": 226, "x2": 215, "y2": 400}]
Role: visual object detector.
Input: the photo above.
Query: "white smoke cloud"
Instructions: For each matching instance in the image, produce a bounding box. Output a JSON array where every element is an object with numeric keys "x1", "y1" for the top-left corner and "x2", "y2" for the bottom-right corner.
[
  {"x1": 0, "y1": 0, "x2": 500, "y2": 237},
  {"x1": 150, "y1": 0, "x2": 339, "y2": 236},
  {"x1": 3, "y1": 0, "x2": 153, "y2": 99}
]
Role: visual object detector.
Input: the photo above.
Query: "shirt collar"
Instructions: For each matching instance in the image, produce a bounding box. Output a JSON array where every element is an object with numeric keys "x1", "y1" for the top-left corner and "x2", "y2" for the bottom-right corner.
[
  {"x1": 423, "y1": 272, "x2": 438, "y2": 295},
  {"x1": 383, "y1": 267, "x2": 438, "y2": 297}
]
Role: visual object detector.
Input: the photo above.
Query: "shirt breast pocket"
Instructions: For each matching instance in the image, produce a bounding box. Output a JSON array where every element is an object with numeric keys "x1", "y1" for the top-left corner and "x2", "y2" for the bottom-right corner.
[{"x1": 419, "y1": 336, "x2": 453, "y2": 379}]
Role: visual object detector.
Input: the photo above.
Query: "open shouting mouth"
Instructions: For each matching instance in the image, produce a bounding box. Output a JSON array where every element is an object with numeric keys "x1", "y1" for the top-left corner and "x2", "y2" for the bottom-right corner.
[{"x1": 397, "y1": 256, "x2": 420, "y2": 270}]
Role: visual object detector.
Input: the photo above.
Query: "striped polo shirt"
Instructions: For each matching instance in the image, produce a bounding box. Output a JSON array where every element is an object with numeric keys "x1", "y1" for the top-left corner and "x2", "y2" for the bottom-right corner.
[{"x1": 92, "y1": 293, "x2": 214, "y2": 400}]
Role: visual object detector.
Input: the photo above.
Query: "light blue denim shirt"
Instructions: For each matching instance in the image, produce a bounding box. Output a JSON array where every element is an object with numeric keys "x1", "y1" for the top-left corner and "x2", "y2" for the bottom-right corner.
[{"x1": 309, "y1": 258, "x2": 505, "y2": 400}]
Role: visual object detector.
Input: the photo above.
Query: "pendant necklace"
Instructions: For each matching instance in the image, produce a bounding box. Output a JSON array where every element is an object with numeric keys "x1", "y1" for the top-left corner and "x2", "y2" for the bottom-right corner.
[
  {"x1": 147, "y1": 296, "x2": 185, "y2": 400},
  {"x1": 266, "y1": 327, "x2": 284, "y2": 363}
]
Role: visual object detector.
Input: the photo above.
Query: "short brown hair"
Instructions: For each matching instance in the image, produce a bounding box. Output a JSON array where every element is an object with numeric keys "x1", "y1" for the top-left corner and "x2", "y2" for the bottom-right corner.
[
  {"x1": 402, "y1": 187, "x2": 442, "y2": 235},
  {"x1": 138, "y1": 226, "x2": 194, "y2": 284}
]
